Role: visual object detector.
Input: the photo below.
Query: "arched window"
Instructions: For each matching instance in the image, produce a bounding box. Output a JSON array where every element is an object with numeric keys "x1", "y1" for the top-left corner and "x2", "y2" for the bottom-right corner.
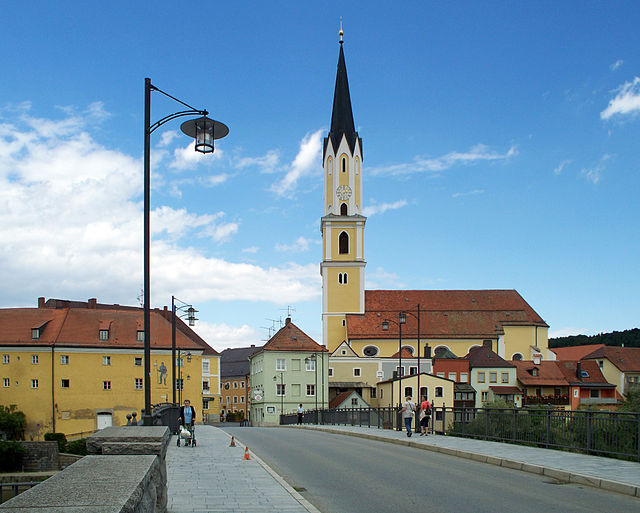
[
  {"x1": 404, "y1": 386, "x2": 413, "y2": 398},
  {"x1": 327, "y1": 157, "x2": 333, "y2": 175},
  {"x1": 341, "y1": 157, "x2": 346, "y2": 173},
  {"x1": 340, "y1": 203, "x2": 348, "y2": 216},
  {"x1": 512, "y1": 353, "x2": 524, "y2": 361},
  {"x1": 339, "y1": 232, "x2": 349, "y2": 254},
  {"x1": 338, "y1": 273, "x2": 348, "y2": 284},
  {"x1": 363, "y1": 345, "x2": 379, "y2": 357},
  {"x1": 338, "y1": 273, "x2": 342, "y2": 284},
  {"x1": 420, "y1": 387, "x2": 428, "y2": 400}
]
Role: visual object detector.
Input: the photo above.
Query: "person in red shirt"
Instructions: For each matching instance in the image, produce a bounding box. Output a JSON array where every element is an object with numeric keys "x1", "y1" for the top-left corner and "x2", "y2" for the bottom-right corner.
[{"x1": 419, "y1": 396, "x2": 431, "y2": 436}]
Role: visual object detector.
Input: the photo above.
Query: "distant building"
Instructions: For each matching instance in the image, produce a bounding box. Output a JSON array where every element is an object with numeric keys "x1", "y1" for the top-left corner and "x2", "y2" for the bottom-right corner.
[
  {"x1": 465, "y1": 344, "x2": 520, "y2": 407},
  {"x1": 555, "y1": 360, "x2": 617, "y2": 410},
  {"x1": 0, "y1": 297, "x2": 220, "y2": 438},
  {"x1": 582, "y1": 346, "x2": 640, "y2": 399},
  {"x1": 220, "y1": 345, "x2": 261, "y2": 420}
]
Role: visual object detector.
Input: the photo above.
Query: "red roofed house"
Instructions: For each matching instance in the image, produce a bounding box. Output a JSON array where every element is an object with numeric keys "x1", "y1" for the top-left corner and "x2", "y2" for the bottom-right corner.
[
  {"x1": 249, "y1": 317, "x2": 328, "y2": 426},
  {"x1": 513, "y1": 359, "x2": 571, "y2": 408},
  {"x1": 0, "y1": 298, "x2": 220, "y2": 439},
  {"x1": 582, "y1": 346, "x2": 640, "y2": 399},
  {"x1": 555, "y1": 360, "x2": 617, "y2": 410}
]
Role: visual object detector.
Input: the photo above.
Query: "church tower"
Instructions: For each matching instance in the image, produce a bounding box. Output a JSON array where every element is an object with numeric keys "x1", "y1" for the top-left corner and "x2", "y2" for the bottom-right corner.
[{"x1": 321, "y1": 29, "x2": 366, "y2": 352}]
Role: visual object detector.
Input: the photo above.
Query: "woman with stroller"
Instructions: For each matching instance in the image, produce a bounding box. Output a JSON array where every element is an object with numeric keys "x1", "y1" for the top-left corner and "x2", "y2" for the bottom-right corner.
[{"x1": 178, "y1": 399, "x2": 196, "y2": 446}]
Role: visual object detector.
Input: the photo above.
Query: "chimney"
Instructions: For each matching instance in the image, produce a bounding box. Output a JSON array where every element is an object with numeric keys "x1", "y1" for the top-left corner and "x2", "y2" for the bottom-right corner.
[
  {"x1": 576, "y1": 361, "x2": 582, "y2": 379},
  {"x1": 533, "y1": 355, "x2": 541, "y2": 365},
  {"x1": 285, "y1": 317, "x2": 291, "y2": 325},
  {"x1": 38, "y1": 297, "x2": 45, "y2": 308},
  {"x1": 424, "y1": 344, "x2": 431, "y2": 359},
  {"x1": 88, "y1": 298, "x2": 97, "y2": 309}
]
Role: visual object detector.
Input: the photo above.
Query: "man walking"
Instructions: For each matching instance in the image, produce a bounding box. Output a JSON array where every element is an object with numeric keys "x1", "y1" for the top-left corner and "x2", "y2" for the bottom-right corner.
[
  {"x1": 297, "y1": 403, "x2": 304, "y2": 425},
  {"x1": 400, "y1": 395, "x2": 416, "y2": 437}
]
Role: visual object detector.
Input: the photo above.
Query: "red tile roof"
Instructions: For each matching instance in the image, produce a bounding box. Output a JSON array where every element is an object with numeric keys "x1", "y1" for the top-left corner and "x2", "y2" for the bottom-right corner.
[
  {"x1": 346, "y1": 290, "x2": 547, "y2": 340},
  {"x1": 390, "y1": 348, "x2": 415, "y2": 359},
  {"x1": 513, "y1": 361, "x2": 569, "y2": 386},
  {"x1": 329, "y1": 391, "x2": 352, "y2": 409},
  {"x1": 261, "y1": 318, "x2": 327, "y2": 353},
  {"x1": 551, "y1": 344, "x2": 605, "y2": 361},
  {"x1": 555, "y1": 360, "x2": 612, "y2": 386},
  {"x1": 583, "y1": 346, "x2": 640, "y2": 372},
  {"x1": 0, "y1": 299, "x2": 218, "y2": 354}
]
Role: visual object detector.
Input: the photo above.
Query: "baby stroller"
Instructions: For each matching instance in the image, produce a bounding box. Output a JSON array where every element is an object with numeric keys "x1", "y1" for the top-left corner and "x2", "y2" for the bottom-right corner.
[{"x1": 177, "y1": 424, "x2": 196, "y2": 447}]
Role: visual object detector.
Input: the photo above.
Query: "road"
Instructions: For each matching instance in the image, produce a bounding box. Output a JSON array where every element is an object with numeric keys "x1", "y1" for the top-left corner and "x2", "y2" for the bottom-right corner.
[{"x1": 221, "y1": 426, "x2": 638, "y2": 513}]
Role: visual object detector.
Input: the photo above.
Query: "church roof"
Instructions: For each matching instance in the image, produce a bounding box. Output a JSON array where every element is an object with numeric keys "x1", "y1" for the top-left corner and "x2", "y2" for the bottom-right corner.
[
  {"x1": 345, "y1": 290, "x2": 548, "y2": 340},
  {"x1": 260, "y1": 318, "x2": 327, "y2": 353},
  {"x1": 324, "y1": 41, "x2": 362, "y2": 159}
]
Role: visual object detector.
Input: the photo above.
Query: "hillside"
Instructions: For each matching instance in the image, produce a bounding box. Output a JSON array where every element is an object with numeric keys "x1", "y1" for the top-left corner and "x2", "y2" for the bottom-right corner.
[{"x1": 549, "y1": 328, "x2": 640, "y2": 348}]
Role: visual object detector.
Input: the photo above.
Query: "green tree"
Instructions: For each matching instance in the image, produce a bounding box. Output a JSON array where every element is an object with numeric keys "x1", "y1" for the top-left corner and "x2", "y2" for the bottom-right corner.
[
  {"x1": 0, "y1": 405, "x2": 26, "y2": 440},
  {"x1": 618, "y1": 387, "x2": 640, "y2": 413}
]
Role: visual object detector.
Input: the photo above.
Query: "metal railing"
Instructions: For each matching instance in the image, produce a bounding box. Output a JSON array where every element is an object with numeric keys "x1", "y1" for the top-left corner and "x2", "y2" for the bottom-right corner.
[
  {"x1": 280, "y1": 406, "x2": 640, "y2": 461},
  {"x1": 0, "y1": 482, "x2": 41, "y2": 504}
]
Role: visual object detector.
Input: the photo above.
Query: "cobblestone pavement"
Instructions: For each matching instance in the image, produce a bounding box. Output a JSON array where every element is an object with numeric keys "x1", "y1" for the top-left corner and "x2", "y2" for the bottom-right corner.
[
  {"x1": 166, "y1": 425, "x2": 319, "y2": 513},
  {"x1": 288, "y1": 424, "x2": 640, "y2": 498}
]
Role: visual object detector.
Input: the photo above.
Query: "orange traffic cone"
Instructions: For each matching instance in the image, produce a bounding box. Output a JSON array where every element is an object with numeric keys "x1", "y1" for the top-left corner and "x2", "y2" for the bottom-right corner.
[
  {"x1": 229, "y1": 436, "x2": 236, "y2": 447},
  {"x1": 243, "y1": 447, "x2": 251, "y2": 460}
]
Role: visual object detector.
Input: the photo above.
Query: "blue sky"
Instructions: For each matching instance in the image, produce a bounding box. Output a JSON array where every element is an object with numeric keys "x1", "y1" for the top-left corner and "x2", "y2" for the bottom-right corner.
[{"x1": 1, "y1": 2, "x2": 639, "y2": 350}]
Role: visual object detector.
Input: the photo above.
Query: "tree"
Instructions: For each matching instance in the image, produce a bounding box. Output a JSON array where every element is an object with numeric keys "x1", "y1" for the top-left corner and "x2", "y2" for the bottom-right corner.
[
  {"x1": 618, "y1": 387, "x2": 640, "y2": 413},
  {"x1": 0, "y1": 405, "x2": 26, "y2": 440}
]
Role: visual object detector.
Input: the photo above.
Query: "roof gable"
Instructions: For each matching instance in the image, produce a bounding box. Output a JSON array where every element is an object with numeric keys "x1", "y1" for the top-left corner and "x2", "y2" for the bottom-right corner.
[
  {"x1": 262, "y1": 319, "x2": 326, "y2": 353},
  {"x1": 465, "y1": 346, "x2": 514, "y2": 368},
  {"x1": 331, "y1": 341, "x2": 358, "y2": 357},
  {"x1": 583, "y1": 346, "x2": 640, "y2": 372}
]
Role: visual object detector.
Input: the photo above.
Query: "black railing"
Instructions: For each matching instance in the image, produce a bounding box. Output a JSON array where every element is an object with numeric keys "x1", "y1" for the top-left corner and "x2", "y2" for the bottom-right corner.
[{"x1": 280, "y1": 406, "x2": 640, "y2": 461}]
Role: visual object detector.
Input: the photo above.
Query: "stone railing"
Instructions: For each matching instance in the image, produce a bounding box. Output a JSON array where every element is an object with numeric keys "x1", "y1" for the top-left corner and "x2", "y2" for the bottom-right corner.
[{"x1": 0, "y1": 426, "x2": 170, "y2": 513}]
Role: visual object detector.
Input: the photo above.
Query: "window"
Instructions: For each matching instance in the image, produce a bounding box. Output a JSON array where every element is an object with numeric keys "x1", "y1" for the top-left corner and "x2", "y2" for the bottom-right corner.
[
  {"x1": 554, "y1": 387, "x2": 562, "y2": 396},
  {"x1": 501, "y1": 372, "x2": 509, "y2": 383},
  {"x1": 266, "y1": 406, "x2": 275, "y2": 414},
  {"x1": 240, "y1": 381, "x2": 245, "y2": 388},
  {"x1": 328, "y1": 368, "x2": 334, "y2": 377},
  {"x1": 363, "y1": 346, "x2": 378, "y2": 357},
  {"x1": 137, "y1": 330, "x2": 145, "y2": 342},
  {"x1": 276, "y1": 383, "x2": 286, "y2": 396},
  {"x1": 276, "y1": 359, "x2": 286, "y2": 371},
  {"x1": 436, "y1": 372, "x2": 445, "y2": 378},
  {"x1": 203, "y1": 380, "x2": 210, "y2": 391},
  {"x1": 370, "y1": 388, "x2": 377, "y2": 398},
  {"x1": 202, "y1": 360, "x2": 210, "y2": 374},
  {"x1": 598, "y1": 360, "x2": 604, "y2": 368},
  {"x1": 32, "y1": 379, "x2": 38, "y2": 389},
  {"x1": 306, "y1": 359, "x2": 315, "y2": 371},
  {"x1": 226, "y1": 397, "x2": 230, "y2": 404},
  {"x1": 340, "y1": 203, "x2": 348, "y2": 216},
  {"x1": 31, "y1": 328, "x2": 40, "y2": 340},
  {"x1": 435, "y1": 387, "x2": 443, "y2": 397},
  {"x1": 351, "y1": 397, "x2": 358, "y2": 405},
  {"x1": 339, "y1": 232, "x2": 349, "y2": 254},
  {"x1": 531, "y1": 368, "x2": 539, "y2": 376},
  {"x1": 489, "y1": 372, "x2": 497, "y2": 383},
  {"x1": 32, "y1": 355, "x2": 39, "y2": 364},
  {"x1": 60, "y1": 355, "x2": 69, "y2": 365},
  {"x1": 342, "y1": 319, "x2": 346, "y2": 326},
  {"x1": 353, "y1": 368, "x2": 361, "y2": 377},
  {"x1": 307, "y1": 384, "x2": 315, "y2": 396},
  {"x1": 481, "y1": 391, "x2": 489, "y2": 402},
  {"x1": 590, "y1": 389, "x2": 600, "y2": 398},
  {"x1": 396, "y1": 367, "x2": 405, "y2": 377},
  {"x1": 135, "y1": 378, "x2": 143, "y2": 390},
  {"x1": 3, "y1": 378, "x2": 10, "y2": 387},
  {"x1": 240, "y1": 396, "x2": 245, "y2": 403},
  {"x1": 61, "y1": 379, "x2": 69, "y2": 388},
  {"x1": 477, "y1": 372, "x2": 486, "y2": 383},
  {"x1": 410, "y1": 367, "x2": 418, "y2": 375},
  {"x1": 512, "y1": 353, "x2": 523, "y2": 361},
  {"x1": 176, "y1": 379, "x2": 184, "y2": 391},
  {"x1": 420, "y1": 387, "x2": 428, "y2": 400},
  {"x1": 448, "y1": 372, "x2": 457, "y2": 381},
  {"x1": 580, "y1": 370, "x2": 590, "y2": 378},
  {"x1": 338, "y1": 272, "x2": 349, "y2": 284},
  {"x1": 233, "y1": 381, "x2": 238, "y2": 389},
  {"x1": 134, "y1": 357, "x2": 142, "y2": 366},
  {"x1": 233, "y1": 396, "x2": 238, "y2": 403},
  {"x1": 203, "y1": 398, "x2": 210, "y2": 410},
  {"x1": 103, "y1": 380, "x2": 111, "y2": 390},
  {"x1": 404, "y1": 386, "x2": 413, "y2": 398},
  {"x1": 341, "y1": 157, "x2": 346, "y2": 173},
  {"x1": 460, "y1": 372, "x2": 468, "y2": 383},
  {"x1": 102, "y1": 356, "x2": 111, "y2": 366},
  {"x1": 177, "y1": 358, "x2": 184, "y2": 368},
  {"x1": 2, "y1": 355, "x2": 8, "y2": 364},
  {"x1": 99, "y1": 329, "x2": 109, "y2": 341},
  {"x1": 573, "y1": 389, "x2": 579, "y2": 398}
]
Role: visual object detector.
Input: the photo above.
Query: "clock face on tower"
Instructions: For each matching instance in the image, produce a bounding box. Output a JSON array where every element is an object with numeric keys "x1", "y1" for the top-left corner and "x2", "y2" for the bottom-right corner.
[{"x1": 336, "y1": 185, "x2": 352, "y2": 201}]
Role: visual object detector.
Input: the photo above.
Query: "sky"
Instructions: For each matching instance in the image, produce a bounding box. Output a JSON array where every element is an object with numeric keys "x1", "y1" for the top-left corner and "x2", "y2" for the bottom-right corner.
[{"x1": 1, "y1": 2, "x2": 639, "y2": 351}]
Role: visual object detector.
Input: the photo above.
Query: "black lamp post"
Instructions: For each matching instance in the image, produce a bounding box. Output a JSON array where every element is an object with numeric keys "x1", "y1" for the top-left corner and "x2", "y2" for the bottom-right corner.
[
  {"x1": 382, "y1": 313, "x2": 406, "y2": 408},
  {"x1": 171, "y1": 296, "x2": 198, "y2": 405},
  {"x1": 402, "y1": 305, "x2": 421, "y2": 432},
  {"x1": 142, "y1": 78, "x2": 228, "y2": 426},
  {"x1": 176, "y1": 350, "x2": 192, "y2": 405},
  {"x1": 305, "y1": 354, "x2": 318, "y2": 420},
  {"x1": 273, "y1": 373, "x2": 284, "y2": 417}
]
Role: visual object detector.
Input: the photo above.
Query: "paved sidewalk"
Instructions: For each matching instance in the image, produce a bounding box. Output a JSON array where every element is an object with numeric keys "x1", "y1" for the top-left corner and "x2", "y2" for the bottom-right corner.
[
  {"x1": 166, "y1": 425, "x2": 319, "y2": 513},
  {"x1": 287, "y1": 424, "x2": 640, "y2": 498}
]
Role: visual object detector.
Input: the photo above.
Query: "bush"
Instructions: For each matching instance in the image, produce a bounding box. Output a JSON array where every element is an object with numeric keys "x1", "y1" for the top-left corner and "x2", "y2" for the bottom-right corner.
[
  {"x1": 0, "y1": 405, "x2": 26, "y2": 440},
  {"x1": 44, "y1": 432, "x2": 68, "y2": 453},
  {"x1": 0, "y1": 441, "x2": 25, "y2": 471},
  {"x1": 66, "y1": 439, "x2": 88, "y2": 456}
]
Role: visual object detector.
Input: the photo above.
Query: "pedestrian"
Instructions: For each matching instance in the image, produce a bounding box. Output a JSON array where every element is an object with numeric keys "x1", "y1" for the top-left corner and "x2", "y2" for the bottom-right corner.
[
  {"x1": 178, "y1": 399, "x2": 196, "y2": 446},
  {"x1": 419, "y1": 396, "x2": 431, "y2": 436},
  {"x1": 297, "y1": 403, "x2": 304, "y2": 425},
  {"x1": 400, "y1": 395, "x2": 416, "y2": 437}
]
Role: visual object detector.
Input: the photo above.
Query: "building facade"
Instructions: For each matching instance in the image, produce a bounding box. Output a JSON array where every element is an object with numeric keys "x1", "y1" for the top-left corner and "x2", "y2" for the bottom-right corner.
[
  {"x1": 0, "y1": 298, "x2": 220, "y2": 438},
  {"x1": 220, "y1": 345, "x2": 261, "y2": 420}
]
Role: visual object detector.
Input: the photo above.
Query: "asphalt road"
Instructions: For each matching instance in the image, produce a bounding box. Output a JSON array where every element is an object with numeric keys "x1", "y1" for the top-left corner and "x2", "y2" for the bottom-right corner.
[{"x1": 221, "y1": 426, "x2": 639, "y2": 513}]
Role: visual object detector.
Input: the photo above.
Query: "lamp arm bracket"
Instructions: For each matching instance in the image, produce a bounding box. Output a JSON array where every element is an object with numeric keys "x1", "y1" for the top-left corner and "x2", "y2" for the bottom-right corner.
[
  {"x1": 150, "y1": 83, "x2": 204, "y2": 113},
  {"x1": 148, "y1": 109, "x2": 208, "y2": 134}
]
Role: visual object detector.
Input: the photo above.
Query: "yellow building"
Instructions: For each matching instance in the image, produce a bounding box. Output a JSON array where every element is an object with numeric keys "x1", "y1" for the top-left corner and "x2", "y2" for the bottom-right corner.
[
  {"x1": 321, "y1": 36, "x2": 551, "y2": 372},
  {"x1": 0, "y1": 297, "x2": 220, "y2": 439}
]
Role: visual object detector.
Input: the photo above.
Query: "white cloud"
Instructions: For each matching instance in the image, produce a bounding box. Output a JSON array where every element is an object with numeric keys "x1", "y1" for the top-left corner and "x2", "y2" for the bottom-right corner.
[
  {"x1": 242, "y1": 246, "x2": 259, "y2": 254},
  {"x1": 369, "y1": 144, "x2": 517, "y2": 176},
  {"x1": 158, "y1": 130, "x2": 180, "y2": 147},
  {"x1": 362, "y1": 200, "x2": 408, "y2": 217},
  {"x1": 553, "y1": 160, "x2": 571, "y2": 175},
  {"x1": 601, "y1": 77, "x2": 640, "y2": 119},
  {"x1": 581, "y1": 154, "x2": 612, "y2": 185},
  {"x1": 170, "y1": 142, "x2": 224, "y2": 170},
  {"x1": 365, "y1": 266, "x2": 406, "y2": 289},
  {"x1": 0, "y1": 106, "x2": 320, "y2": 309},
  {"x1": 451, "y1": 189, "x2": 485, "y2": 199},
  {"x1": 610, "y1": 59, "x2": 624, "y2": 71},
  {"x1": 271, "y1": 129, "x2": 323, "y2": 195},
  {"x1": 192, "y1": 321, "x2": 261, "y2": 351},
  {"x1": 236, "y1": 150, "x2": 280, "y2": 174},
  {"x1": 203, "y1": 174, "x2": 229, "y2": 186},
  {"x1": 275, "y1": 236, "x2": 318, "y2": 252}
]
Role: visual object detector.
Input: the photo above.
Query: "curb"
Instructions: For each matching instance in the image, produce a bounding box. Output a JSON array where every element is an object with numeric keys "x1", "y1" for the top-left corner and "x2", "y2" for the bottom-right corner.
[
  {"x1": 219, "y1": 430, "x2": 323, "y2": 513},
  {"x1": 287, "y1": 425, "x2": 640, "y2": 499}
]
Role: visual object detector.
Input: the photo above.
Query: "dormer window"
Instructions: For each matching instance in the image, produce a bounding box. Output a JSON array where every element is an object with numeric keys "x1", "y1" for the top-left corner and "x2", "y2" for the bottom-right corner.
[
  {"x1": 531, "y1": 368, "x2": 539, "y2": 376},
  {"x1": 99, "y1": 329, "x2": 109, "y2": 341},
  {"x1": 580, "y1": 370, "x2": 589, "y2": 378},
  {"x1": 136, "y1": 330, "x2": 145, "y2": 342},
  {"x1": 31, "y1": 328, "x2": 40, "y2": 340}
]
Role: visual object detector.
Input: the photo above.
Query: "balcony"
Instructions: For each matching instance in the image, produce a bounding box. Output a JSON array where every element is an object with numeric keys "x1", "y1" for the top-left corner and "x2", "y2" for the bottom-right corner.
[
  {"x1": 523, "y1": 395, "x2": 569, "y2": 406},
  {"x1": 579, "y1": 397, "x2": 618, "y2": 405}
]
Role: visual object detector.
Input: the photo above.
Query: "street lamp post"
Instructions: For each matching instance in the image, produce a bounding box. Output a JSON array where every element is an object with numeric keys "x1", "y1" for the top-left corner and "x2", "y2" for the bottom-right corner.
[
  {"x1": 142, "y1": 78, "x2": 228, "y2": 426},
  {"x1": 305, "y1": 354, "x2": 318, "y2": 421},
  {"x1": 171, "y1": 296, "x2": 198, "y2": 405},
  {"x1": 402, "y1": 305, "x2": 421, "y2": 432},
  {"x1": 382, "y1": 313, "x2": 406, "y2": 408},
  {"x1": 273, "y1": 373, "x2": 284, "y2": 419}
]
